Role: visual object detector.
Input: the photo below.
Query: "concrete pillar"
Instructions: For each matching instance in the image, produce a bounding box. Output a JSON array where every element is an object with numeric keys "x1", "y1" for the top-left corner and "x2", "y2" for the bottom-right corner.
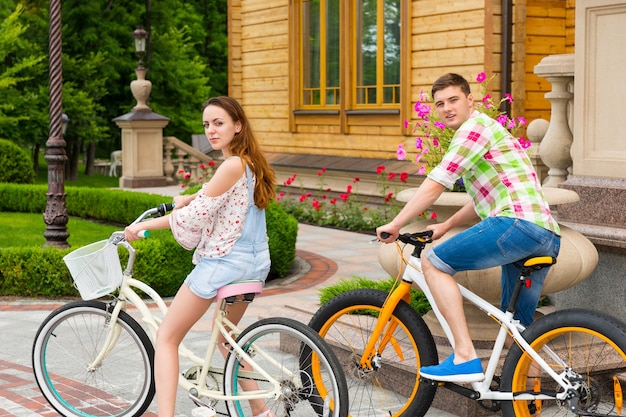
[{"x1": 113, "y1": 111, "x2": 170, "y2": 188}]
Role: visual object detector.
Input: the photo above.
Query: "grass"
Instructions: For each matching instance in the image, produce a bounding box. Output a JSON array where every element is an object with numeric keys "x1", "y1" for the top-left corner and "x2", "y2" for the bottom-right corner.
[
  {"x1": 4, "y1": 157, "x2": 126, "y2": 249},
  {"x1": 0, "y1": 213, "x2": 121, "y2": 249}
]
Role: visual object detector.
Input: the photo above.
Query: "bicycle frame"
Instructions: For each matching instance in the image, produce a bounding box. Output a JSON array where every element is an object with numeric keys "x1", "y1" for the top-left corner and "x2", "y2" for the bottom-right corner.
[
  {"x1": 360, "y1": 245, "x2": 578, "y2": 403},
  {"x1": 85, "y1": 238, "x2": 295, "y2": 404}
]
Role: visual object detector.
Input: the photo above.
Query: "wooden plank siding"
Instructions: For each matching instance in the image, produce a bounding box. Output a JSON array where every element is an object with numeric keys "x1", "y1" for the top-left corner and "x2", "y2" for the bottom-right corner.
[{"x1": 228, "y1": 0, "x2": 572, "y2": 162}]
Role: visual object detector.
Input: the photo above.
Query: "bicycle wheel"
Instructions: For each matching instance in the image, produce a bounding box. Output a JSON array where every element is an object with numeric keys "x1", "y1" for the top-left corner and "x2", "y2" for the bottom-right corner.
[
  {"x1": 308, "y1": 288, "x2": 438, "y2": 417},
  {"x1": 223, "y1": 317, "x2": 348, "y2": 417},
  {"x1": 501, "y1": 308, "x2": 626, "y2": 417},
  {"x1": 32, "y1": 300, "x2": 155, "y2": 417}
]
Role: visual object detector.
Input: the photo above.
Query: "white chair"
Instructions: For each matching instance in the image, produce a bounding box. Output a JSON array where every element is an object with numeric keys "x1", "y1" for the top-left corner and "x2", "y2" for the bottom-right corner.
[{"x1": 109, "y1": 150, "x2": 122, "y2": 177}]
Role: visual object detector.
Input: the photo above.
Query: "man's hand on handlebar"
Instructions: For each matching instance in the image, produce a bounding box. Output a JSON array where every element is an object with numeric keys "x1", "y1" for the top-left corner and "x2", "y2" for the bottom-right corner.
[{"x1": 376, "y1": 223, "x2": 400, "y2": 243}]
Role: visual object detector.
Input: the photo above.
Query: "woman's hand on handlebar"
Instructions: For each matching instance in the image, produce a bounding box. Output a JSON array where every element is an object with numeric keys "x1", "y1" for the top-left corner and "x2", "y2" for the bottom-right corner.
[{"x1": 124, "y1": 223, "x2": 144, "y2": 242}]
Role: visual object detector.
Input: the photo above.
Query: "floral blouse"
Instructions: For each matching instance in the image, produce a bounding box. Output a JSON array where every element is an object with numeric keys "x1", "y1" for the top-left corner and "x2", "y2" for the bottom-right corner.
[{"x1": 169, "y1": 162, "x2": 251, "y2": 264}]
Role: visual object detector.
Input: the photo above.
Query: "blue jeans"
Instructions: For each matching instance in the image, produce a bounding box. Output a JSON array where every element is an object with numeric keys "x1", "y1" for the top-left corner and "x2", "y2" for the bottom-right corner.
[{"x1": 425, "y1": 217, "x2": 561, "y2": 326}]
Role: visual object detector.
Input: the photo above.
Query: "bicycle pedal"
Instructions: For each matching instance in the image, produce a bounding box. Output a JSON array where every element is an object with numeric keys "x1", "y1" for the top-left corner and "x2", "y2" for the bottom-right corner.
[{"x1": 191, "y1": 406, "x2": 216, "y2": 417}]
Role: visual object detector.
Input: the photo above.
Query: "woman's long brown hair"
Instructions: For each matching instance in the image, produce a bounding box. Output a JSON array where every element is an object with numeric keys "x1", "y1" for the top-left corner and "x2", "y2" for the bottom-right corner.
[{"x1": 202, "y1": 96, "x2": 276, "y2": 209}]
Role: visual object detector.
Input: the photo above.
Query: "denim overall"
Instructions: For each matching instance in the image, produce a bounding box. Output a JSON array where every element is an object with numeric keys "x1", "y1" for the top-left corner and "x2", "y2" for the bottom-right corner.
[{"x1": 184, "y1": 164, "x2": 271, "y2": 299}]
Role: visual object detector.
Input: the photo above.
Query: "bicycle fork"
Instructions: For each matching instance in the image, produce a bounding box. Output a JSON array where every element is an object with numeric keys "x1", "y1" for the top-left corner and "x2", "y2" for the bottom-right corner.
[{"x1": 358, "y1": 280, "x2": 413, "y2": 370}]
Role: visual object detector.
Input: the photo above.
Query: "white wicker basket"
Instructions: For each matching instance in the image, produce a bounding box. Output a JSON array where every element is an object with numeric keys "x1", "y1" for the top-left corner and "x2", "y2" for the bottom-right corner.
[{"x1": 63, "y1": 240, "x2": 123, "y2": 300}]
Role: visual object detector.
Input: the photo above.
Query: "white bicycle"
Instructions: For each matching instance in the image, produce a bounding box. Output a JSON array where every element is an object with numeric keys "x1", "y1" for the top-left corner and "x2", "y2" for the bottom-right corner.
[
  {"x1": 309, "y1": 231, "x2": 626, "y2": 417},
  {"x1": 32, "y1": 204, "x2": 348, "y2": 417}
]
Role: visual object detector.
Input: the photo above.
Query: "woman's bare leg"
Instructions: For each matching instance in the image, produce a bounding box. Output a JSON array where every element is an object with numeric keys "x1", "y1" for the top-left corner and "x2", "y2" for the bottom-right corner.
[{"x1": 155, "y1": 284, "x2": 213, "y2": 417}]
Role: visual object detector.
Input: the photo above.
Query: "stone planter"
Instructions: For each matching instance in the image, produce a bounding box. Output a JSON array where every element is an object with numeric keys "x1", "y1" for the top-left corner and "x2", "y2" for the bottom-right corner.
[{"x1": 378, "y1": 187, "x2": 599, "y2": 341}]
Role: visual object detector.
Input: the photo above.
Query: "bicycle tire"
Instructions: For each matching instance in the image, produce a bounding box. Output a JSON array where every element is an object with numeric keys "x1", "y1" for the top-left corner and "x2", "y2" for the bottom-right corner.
[
  {"x1": 223, "y1": 317, "x2": 349, "y2": 417},
  {"x1": 501, "y1": 308, "x2": 626, "y2": 417},
  {"x1": 308, "y1": 288, "x2": 438, "y2": 417},
  {"x1": 32, "y1": 300, "x2": 155, "y2": 417}
]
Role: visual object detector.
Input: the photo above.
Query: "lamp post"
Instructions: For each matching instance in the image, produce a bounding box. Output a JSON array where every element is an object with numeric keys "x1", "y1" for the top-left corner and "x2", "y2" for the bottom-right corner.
[
  {"x1": 43, "y1": 0, "x2": 69, "y2": 248},
  {"x1": 130, "y1": 26, "x2": 152, "y2": 112}
]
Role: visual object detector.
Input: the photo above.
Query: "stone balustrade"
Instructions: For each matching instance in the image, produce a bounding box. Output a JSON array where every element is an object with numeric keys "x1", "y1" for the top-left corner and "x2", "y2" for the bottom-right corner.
[{"x1": 163, "y1": 136, "x2": 217, "y2": 186}]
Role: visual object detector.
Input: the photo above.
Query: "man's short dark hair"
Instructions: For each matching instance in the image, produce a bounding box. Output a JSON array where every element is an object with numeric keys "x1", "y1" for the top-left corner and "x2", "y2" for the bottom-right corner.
[{"x1": 432, "y1": 73, "x2": 471, "y2": 98}]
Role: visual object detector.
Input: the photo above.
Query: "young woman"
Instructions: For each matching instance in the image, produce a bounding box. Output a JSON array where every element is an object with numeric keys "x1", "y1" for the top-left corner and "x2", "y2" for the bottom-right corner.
[{"x1": 125, "y1": 96, "x2": 276, "y2": 417}]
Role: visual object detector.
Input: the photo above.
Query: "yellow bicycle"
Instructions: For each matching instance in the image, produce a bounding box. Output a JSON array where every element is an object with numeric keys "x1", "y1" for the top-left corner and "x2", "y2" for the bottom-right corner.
[{"x1": 309, "y1": 231, "x2": 626, "y2": 417}]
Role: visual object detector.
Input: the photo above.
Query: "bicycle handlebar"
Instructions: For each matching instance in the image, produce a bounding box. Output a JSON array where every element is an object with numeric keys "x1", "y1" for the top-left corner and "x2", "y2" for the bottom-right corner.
[{"x1": 380, "y1": 230, "x2": 433, "y2": 258}]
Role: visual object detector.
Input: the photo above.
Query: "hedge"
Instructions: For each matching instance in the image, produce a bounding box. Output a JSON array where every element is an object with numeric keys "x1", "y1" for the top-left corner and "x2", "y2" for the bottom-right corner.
[{"x1": 0, "y1": 183, "x2": 298, "y2": 298}]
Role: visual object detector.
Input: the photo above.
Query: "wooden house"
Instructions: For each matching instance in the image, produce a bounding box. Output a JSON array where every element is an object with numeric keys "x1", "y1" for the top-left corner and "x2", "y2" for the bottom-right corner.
[{"x1": 227, "y1": 0, "x2": 575, "y2": 189}]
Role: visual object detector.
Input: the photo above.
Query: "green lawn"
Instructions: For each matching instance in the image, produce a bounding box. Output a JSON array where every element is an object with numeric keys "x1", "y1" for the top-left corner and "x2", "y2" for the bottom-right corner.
[
  {"x1": 3, "y1": 157, "x2": 126, "y2": 248},
  {"x1": 0, "y1": 213, "x2": 121, "y2": 249}
]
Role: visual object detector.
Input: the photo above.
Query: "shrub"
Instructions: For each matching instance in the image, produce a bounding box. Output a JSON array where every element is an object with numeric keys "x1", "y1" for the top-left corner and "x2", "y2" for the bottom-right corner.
[
  {"x1": 0, "y1": 184, "x2": 297, "y2": 298},
  {"x1": 0, "y1": 139, "x2": 35, "y2": 184},
  {"x1": 318, "y1": 276, "x2": 432, "y2": 315}
]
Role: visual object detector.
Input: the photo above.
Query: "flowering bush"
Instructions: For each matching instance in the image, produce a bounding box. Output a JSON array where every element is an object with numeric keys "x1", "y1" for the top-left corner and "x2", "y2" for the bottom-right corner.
[
  {"x1": 397, "y1": 72, "x2": 531, "y2": 183},
  {"x1": 177, "y1": 161, "x2": 216, "y2": 189},
  {"x1": 276, "y1": 165, "x2": 425, "y2": 232}
]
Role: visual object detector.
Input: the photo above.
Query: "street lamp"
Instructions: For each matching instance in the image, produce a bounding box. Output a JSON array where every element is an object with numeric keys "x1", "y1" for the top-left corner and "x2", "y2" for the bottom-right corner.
[
  {"x1": 130, "y1": 26, "x2": 152, "y2": 112},
  {"x1": 133, "y1": 26, "x2": 147, "y2": 68},
  {"x1": 43, "y1": 0, "x2": 69, "y2": 248}
]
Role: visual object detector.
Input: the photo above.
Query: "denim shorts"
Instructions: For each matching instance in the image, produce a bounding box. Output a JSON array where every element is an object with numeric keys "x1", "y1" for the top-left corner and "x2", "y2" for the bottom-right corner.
[
  {"x1": 425, "y1": 217, "x2": 560, "y2": 326},
  {"x1": 184, "y1": 242, "x2": 271, "y2": 299}
]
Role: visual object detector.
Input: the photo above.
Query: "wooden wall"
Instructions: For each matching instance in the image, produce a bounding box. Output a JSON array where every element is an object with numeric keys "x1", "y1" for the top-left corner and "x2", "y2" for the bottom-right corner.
[{"x1": 228, "y1": 0, "x2": 572, "y2": 160}]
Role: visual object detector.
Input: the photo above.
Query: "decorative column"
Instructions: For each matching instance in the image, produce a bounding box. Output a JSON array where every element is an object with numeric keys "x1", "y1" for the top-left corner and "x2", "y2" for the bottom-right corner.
[
  {"x1": 43, "y1": 0, "x2": 69, "y2": 248},
  {"x1": 534, "y1": 54, "x2": 575, "y2": 188},
  {"x1": 113, "y1": 26, "x2": 169, "y2": 189}
]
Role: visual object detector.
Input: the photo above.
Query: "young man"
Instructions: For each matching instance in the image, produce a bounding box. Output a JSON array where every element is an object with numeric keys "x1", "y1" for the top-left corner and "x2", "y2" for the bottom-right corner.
[{"x1": 376, "y1": 73, "x2": 560, "y2": 382}]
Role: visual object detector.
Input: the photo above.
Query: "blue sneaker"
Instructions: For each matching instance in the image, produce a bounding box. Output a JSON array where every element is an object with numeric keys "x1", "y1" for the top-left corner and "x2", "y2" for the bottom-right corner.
[{"x1": 419, "y1": 354, "x2": 485, "y2": 382}]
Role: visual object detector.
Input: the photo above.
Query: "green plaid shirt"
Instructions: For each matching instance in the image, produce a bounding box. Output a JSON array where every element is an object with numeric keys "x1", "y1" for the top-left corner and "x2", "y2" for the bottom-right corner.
[{"x1": 429, "y1": 111, "x2": 560, "y2": 234}]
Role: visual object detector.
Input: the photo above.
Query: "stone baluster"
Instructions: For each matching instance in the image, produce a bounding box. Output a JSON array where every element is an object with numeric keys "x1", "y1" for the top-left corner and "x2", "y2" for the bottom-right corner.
[
  {"x1": 533, "y1": 54, "x2": 575, "y2": 187},
  {"x1": 163, "y1": 139, "x2": 175, "y2": 184}
]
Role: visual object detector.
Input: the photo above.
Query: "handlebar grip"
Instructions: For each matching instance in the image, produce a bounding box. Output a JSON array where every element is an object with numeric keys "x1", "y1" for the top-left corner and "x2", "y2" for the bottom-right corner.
[
  {"x1": 157, "y1": 202, "x2": 175, "y2": 216},
  {"x1": 137, "y1": 230, "x2": 151, "y2": 238},
  {"x1": 380, "y1": 232, "x2": 391, "y2": 239}
]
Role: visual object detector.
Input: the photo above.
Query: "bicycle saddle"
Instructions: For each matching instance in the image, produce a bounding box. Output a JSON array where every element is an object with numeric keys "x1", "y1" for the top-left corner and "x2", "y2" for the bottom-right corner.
[{"x1": 217, "y1": 280, "x2": 263, "y2": 304}]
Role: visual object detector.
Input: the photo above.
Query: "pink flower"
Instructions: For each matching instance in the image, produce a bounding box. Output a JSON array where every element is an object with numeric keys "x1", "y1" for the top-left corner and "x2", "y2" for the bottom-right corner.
[
  {"x1": 497, "y1": 115, "x2": 508, "y2": 126},
  {"x1": 434, "y1": 121, "x2": 446, "y2": 130},
  {"x1": 430, "y1": 212, "x2": 438, "y2": 220},
  {"x1": 404, "y1": 119, "x2": 409, "y2": 129},
  {"x1": 517, "y1": 117, "x2": 527, "y2": 126},
  {"x1": 476, "y1": 72, "x2": 487, "y2": 83},
  {"x1": 339, "y1": 193, "x2": 349, "y2": 202},
  {"x1": 346, "y1": 185, "x2": 353, "y2": 193},
  {"x1": 415, "y1": 137, "x2": 423, "y2": 150},
  {"x1": 482, "y1": 94, "x2": 491, "y2": 103},
  {"x1": 312, "y1": 200, "x2": 321, "y2": 211},
  {"x1": 418, "y1": 165, "x2": 426, "y2": 175},
  {"x1": 396, "y1": 144, "x2": 407, "y2": 160},
  {"x1": 184, "y1": 172, "x2": 191, "y2": 180},
  {"x1": 432, "y1": 138, "x2": 439, "y2": 147},
  {"x1": 505, "y1": 93, "x2": 513, "y2": 103}
]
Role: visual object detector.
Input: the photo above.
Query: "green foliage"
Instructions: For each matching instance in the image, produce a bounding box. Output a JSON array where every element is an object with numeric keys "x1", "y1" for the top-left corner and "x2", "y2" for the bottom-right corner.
[
  {"x1": 266, "y1": 200, "x2": 298, "y2": 278},
  {"x1": 0, "y1": 138, "x2": 35, "y2": 183},
  {"x1": 0, "y1": 0, "x2": 229, "y2": 164},
  {"x1": 319, "y1": 276, "x2": 432, "y2": 316}
]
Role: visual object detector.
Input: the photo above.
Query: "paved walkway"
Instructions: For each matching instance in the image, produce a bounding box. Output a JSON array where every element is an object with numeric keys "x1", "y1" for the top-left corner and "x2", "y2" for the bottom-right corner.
[{"x1": 0, "y1": 186, "x2": 459, "y2": 416}]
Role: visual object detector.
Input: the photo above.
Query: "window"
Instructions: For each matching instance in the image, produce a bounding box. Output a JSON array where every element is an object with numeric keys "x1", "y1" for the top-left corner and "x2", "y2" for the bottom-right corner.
[
  {"x1": 354, "y1": 0, "x2": 401, "y2": 106},
  {"x1": 299, "y1": 0, "x2": 402, "y2": 109},
  {"x1": 301, "y1": 0, "x2": 341, "y2": 106}
]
